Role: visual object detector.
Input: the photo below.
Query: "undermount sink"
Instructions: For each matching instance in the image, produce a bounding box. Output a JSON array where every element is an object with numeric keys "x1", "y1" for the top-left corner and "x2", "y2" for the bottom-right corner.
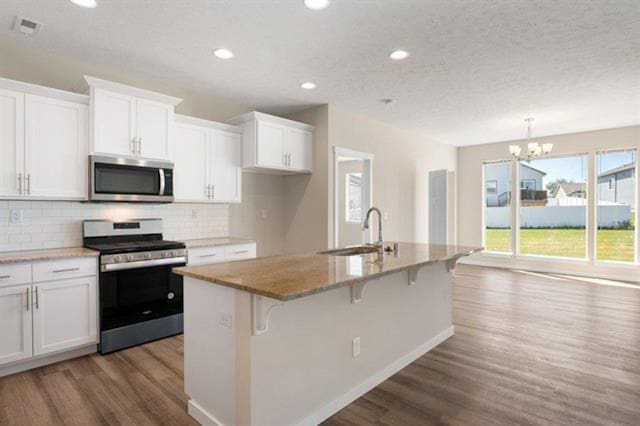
[{"x1": 318, "y1": 245, "x2": 381, "y2": 256}]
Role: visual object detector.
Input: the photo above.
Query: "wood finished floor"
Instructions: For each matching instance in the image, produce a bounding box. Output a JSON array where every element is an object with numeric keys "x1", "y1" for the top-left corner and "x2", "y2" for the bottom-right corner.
[{"x1": 1, "y1": 265, "x2": 638, "y2": 425}]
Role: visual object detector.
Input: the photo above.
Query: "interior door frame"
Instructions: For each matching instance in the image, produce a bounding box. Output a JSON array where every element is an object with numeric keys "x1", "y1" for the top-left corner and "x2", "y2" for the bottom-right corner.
[{"x1": 333, "y1": 146, "x2": 374, "y2": 248}]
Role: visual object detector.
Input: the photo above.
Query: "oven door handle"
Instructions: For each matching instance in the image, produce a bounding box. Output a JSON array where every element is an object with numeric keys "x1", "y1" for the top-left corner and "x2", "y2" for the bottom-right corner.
[
  {"x1": 101, "y1": 257, "x2": 186, "y2": 272},
  {"x1": 159, "y1": 169, "x2": 166, "y2": 196}
]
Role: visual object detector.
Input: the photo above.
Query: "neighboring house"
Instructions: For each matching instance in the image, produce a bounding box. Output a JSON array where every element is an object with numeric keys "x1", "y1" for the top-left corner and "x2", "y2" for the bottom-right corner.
[
  {"x1": 551, "y1": 182, "x2": 587, "y2": 198},
  {"x1": 598, "y1": 163, "x2": 635, "y2": 207},
  {"x1": 485, "y1": 163, "x2": 546, "y2": 207}
]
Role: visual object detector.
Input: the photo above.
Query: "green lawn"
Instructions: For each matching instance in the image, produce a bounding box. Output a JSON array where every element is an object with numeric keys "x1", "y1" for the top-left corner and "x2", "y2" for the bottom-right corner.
[{"x1": 485, "y1": 229, "x2": 635, "y2": 262}]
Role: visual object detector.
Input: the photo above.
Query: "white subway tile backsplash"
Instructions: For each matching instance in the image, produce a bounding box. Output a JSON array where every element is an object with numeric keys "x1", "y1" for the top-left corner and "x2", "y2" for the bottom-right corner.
[{"x1": 0, "y1": 201, "x2": 229, "y2": 252}]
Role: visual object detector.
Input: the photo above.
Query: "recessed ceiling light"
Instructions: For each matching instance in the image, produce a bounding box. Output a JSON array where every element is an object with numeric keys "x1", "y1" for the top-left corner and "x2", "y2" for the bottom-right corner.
[
  {"x1": 389, "y1": 50, "x2": 410, "y2": 60},
  {"x1": 69, "y1": 0, "x2": 97, "y2": 8},
  {"x1": 380, "y1": 98, "x2": 396, "y2": 105},
  {"x1": 304, "y1": 0, "x2": 330, "y2": 10},
  {"x1": 213, "y1": 48, "x2": 234, "y2": 59},
  {"x1": 301, "y1": 82, "x2": 317, "y2": 90}
]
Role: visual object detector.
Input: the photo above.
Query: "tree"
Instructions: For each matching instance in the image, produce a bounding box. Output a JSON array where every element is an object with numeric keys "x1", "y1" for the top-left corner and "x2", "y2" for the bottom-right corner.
[{"x1": 546, "y1": 178, "x2": 569, "y2": 196}]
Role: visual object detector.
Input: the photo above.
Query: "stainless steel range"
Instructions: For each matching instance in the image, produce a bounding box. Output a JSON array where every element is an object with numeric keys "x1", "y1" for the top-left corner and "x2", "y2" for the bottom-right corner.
[{"x1": 83, "y1": 219, "x2": 186, "y2": 354}]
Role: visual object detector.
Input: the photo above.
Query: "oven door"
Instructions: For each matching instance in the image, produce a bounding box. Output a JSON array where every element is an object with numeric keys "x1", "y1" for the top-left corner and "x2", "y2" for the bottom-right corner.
[
  {"x1": 98, "y1": 258, "x2": 185, "y2": 353},
  {"x1": 90, "y1": 155, "x2": 174, "y2": 203}
]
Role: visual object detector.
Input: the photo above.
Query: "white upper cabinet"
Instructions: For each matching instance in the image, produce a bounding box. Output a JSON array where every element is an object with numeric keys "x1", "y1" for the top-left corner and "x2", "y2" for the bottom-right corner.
[
  {"x1": 256, "y1": 120, "x2": 286, "y2": 169},
  {"x1": 229, "y1": 111, "x2": 314, "y2": 174},
  {"x1": 174, "y1": 120, "x2": 210, "y2": 202},
  {"x1": 174, "y1": 115, "x2": 242, "y2": 203},
  {"x1": 24, "y1": 95, "x2": 88, "y2": 199},
  {"x1": 0, "y1": 88, "x2": 24, "y2": 198},
  {"x1": 86, "y1": 76, "x2": 181, "y2": 161},
  {"x1": 92, "y1": 89, "x2": 136, "y2": 157},
  {"x1": 286, "y1": 127, "x2": 313, "y2": 171},
  {"x1": 210, "y1": 129, "x2": 242, "y2": 203},
  {"x1": 0, "y1": 78, "x2": 89, "y2": 200}
]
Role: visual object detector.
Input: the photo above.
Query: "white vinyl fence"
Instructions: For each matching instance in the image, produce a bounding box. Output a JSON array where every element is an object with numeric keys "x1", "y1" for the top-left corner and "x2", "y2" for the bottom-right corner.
[{"x1": 486, "y1": 205, "x2": 632, "y2": 228}]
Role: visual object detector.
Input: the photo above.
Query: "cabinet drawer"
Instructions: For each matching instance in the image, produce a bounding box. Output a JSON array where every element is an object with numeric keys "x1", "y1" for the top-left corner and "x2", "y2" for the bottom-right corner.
[
  {"x1": 187, "y1": 246, "x2": 226, "y2": 266},
  {"x1": 32, "y1": 257, "x2": 97, "y2": 283},
  {"x1": 0, "y1": 264, "x2": 32, "y2": 288},
  {"x1": 225, "y1": 244, "x2": 256, "y2": 261}
]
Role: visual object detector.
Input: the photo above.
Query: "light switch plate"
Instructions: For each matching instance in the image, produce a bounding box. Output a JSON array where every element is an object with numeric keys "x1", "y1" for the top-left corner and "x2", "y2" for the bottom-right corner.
[
  {"x1": 352, "y1": 337, "x2": 361, "y2": 358},
  {"x1": 220, "y1": 313, "x2": 233, "y2": 328}
]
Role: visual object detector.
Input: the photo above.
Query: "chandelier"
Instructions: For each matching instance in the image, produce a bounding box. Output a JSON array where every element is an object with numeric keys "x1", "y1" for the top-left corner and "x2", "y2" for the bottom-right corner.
[{"x1": 509, "y1": 118, "x2": 553, "y2": 162}]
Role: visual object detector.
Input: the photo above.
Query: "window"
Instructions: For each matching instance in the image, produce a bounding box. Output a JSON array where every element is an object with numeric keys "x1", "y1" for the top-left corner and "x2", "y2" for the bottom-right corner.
[
  {"x1": 519, "y1": 154, "x2": 588, "y2": 259},
  {"x1": 521, "y1": 179, "x2": 536, "y2": 190},
  {"x1": 597, "y1": 149, "x2": 636, "y2": 263},
  {"x1": 483, "y1": 161, "x2": 511, "y2": 253},
  {"x1": 345, "y1": 172, "x2": 362, "y2": 223},
  {"x1": 486, "y1": 180, "x2": 498, "y2": 194}
]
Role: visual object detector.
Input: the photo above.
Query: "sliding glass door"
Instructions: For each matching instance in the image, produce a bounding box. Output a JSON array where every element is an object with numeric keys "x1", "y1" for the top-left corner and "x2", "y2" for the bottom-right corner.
[{"x1": 596, "y1": 149, "x2": 636, "y2": 263}]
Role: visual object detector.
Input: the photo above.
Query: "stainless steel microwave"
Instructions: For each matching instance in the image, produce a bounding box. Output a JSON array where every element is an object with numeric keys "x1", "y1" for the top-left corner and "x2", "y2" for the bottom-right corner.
[{"x1": 89, "y1": 155, "x2": 174, "y2": 203}]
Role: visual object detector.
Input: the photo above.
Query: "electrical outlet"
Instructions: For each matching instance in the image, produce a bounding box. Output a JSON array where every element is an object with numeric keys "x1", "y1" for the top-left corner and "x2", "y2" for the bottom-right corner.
[
  {"x1": 260, "y1": 209, "x2": 268, "y2": 219},
  {"x1": 9, "y1": 210, "x2": 23, "y2": 224},
  {"x1": 191, "y1": 209, "x2": 198, "y2": 219},
  {"x1": 219, "y1": 313, "x2": 233, "y2": 328},
  {"x1": 352, "y1": 337, "x2": 361, "y2": 358}
]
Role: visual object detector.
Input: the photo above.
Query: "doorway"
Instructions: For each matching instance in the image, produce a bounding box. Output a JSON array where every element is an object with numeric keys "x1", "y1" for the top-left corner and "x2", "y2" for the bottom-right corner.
[{"x1": 333, "y1": 147, "x2": 374, "y2": 248}]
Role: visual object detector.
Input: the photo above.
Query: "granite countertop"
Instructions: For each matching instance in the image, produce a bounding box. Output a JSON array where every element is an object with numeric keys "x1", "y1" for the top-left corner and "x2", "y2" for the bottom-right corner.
[
  {"x1": 182, "y1": 237, "x2": 256, "y2": 248},
  {"x1": 0, "y1": 247, "x2": 99, "y2": 265},
  {"x1": 173, "y1": 243, "x2": 483, "y2": 301}
]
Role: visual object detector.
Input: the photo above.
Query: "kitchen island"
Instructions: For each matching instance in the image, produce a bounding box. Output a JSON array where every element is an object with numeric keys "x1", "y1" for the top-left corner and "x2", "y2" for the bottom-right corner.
[{"x1": 173, "y1": 243, "x2": 481, "y2": 426}]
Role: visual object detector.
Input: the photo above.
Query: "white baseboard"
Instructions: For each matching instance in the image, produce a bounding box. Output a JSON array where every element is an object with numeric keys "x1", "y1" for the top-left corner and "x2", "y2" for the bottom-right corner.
[
  {"x1": 0, "y1": 344, "x2": 97, "y2": 378},
  {"x1": 188, "y1": 400, "x2": 225, "y2": 426},
  {"x1": 295, "y1": 325, "x2": 455, "y2": 426}
]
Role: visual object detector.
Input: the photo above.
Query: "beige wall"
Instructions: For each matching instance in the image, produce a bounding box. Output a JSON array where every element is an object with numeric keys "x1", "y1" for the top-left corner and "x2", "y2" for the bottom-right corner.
[
  {"x1": 328, "y1": 105, "x2": 457, "y2": 246},
  {"x1": 284, "y1": 105, "x2": 330, "y2": 253},
  {"x1": 0, "y1": 41, "x2": 287, "y2": 256},
  {"x1": 457, "y1": 125, "x2": 640, "y2": 280}
]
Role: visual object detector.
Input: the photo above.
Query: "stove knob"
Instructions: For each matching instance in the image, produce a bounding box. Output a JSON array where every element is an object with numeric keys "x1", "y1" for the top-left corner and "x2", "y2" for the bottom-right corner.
[
  {"x1": 145, "y1": 253, "x2": 151, "y2": 260},
  {"x1": 114, "y1": 255, "x2": 121, "y2": 263},
  {"x1": 126, "y1": 255, "x2": 133, "y2": 261},
  {"x1": 170, "y1": 251, "x2": 175, "y2": 256}
]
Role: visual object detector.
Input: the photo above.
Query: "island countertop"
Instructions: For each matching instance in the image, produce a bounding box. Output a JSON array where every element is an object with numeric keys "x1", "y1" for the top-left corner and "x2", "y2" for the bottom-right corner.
[{"x1": 173, "y1": 243, "x2": 482, "y2": 301}]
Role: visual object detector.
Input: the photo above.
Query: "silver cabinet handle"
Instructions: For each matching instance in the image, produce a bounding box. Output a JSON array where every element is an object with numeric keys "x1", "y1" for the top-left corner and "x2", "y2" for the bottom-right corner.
[
  {"x1": 211, "y1": 184, "x2": 215, "y2": 200},
  {"x1": 26, "y1": 174, "x2": 31, "y2": 195},
  {"x1": 35, "y1": 286, "x2": 39, "y2": 310},
  {"x1": 26, "y1": 287, "x2": 30, "y2": 311},
  {"x1": 234, "y1": 250, "x2": 249, "y2": 254},
  {"x1": 205, "y1": 184, "x2": 209, "y2": 199},
  {"x1": 53, "y1": 267, "x2": 80, "y2": 273},
  {"x1": 0, "y1": 275, "x2": 10, "y2": 279},
  {"x1": 138, "y1": 137, "x2": 142, "y2": 156},
  {"x1": 17, "y1": 173, "x2": 22, "y2": 195},
  {"x1": 199, "y1": 254, "x2": 217, "y2": 258}
]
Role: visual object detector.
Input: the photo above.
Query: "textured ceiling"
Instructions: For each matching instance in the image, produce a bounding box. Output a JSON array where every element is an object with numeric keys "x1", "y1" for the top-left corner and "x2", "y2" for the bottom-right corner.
[{"x1": 1, "y1": 0, "x2": 638, "y2": 146}]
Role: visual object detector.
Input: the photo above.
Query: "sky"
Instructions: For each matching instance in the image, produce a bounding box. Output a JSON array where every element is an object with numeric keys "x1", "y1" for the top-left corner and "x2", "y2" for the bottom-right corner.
[{"x1": 526, "y1": 150, "x2": 635, "y2": 186}]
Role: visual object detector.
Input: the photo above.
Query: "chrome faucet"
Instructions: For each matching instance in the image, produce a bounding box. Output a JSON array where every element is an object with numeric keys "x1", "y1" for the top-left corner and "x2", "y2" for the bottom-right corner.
[{"x1": 363, "y1": 207, "x2": 383, "y2": 250}]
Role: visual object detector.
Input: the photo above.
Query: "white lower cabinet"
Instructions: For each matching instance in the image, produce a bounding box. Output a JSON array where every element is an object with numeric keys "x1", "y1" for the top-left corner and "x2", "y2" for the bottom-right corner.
[
  {"x1": 0, "y1": 258, "x2": 98, "y2": 369},
  {"x1": 32, "y1": 277, "x2": 97, "y2": 356},
  {"x1": 0, "y1": 285, "x2": 32, "y2": 365},
  {"x1": 187, "y1": 243, "x2": 256, "y2": 266}
]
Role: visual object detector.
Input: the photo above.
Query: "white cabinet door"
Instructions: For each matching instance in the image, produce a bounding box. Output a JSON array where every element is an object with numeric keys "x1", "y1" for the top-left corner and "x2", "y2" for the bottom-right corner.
[
  {"x1": 24, "y1": 95, "x2": 88, "y2": 199},
  {"x1": 0, "y1": 88, "x2": 25, "y2": 197},
  {"x1": 210, "y1": 130, "x2": 241, "y2": 203},
  {"x1": 174, "y1": 122, "x2": 209, "y2": 202},
  {"x1": 93, "y1": 88, "x2": 136, "y2": 157},
  {"x1": 137, "y1": 98, "x2": 172, "y2": 161},
  {"x1": 286, "y1": 128, "x2": 313, "y2": 171},
  {"x1": 256, "y1": 120, "x2": 285, "y2": 168},
  {"x1": 33, "y1": 277, "x2": 97, "y2": 356},
  {"x1": 0, "y1": 285, "x2": 32, "y2": 366}
]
